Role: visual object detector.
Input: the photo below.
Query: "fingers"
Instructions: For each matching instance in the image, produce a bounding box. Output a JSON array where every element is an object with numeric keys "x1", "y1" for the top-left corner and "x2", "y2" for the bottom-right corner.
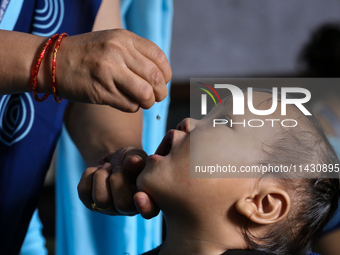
[
  {"x1": 109, "y1": 166, "x2": 137, "y2": 214},
  {"x1": 92, "y1": 163, "x2": 114, "y2": 210},
  {"x1": 105, "y1": 30, "x2": 170, "y2": 109},
  {"x1": 78, "y1": 147, "x2": 156, "y2": 217},
  {"x1": 101, "y1": 83, "x2": 141, "y2": 113},
  {"x1": 122, "y1": 149, "x2": 148, "y2": 179},
  {"x1": 78, "y1": 165, "x2": 100, "y2": 211},
  {"x1": 105, "y1": 147, "x2": 147, "y2": 169},
  {"x1": 134, "y1": 192, "x2": 160, "y2": 219},
  {"x1": 111, "y1": 68, "x2": 156, "y2": 110},
  {"x1": 132, "y1": 33, "x2": 172, "y2": 84},
  {"x1": 56, "y1": 29, "x2": 171, "y2": 111},
  {"x1": 78, "y1": 163, "x2": 138, "y2": 216},
  {"x1": 121, "y1": 50, "x2": 168, "y2": 103},
  {"x1": 122, "y1": 148, "x2": 148, "y2": 162}
]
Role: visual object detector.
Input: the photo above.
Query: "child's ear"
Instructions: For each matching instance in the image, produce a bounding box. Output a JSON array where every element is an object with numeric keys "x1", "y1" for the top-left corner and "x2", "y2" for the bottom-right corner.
[{"x1": 235, "y1": 183, "x2": 291, "y2": 225}]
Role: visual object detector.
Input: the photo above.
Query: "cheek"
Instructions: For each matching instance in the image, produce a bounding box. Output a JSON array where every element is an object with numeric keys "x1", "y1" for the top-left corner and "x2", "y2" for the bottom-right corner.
[
  {"x1": 172, "y1": 179, "x2": 232, "y2": 214},
  {"x1": 137, "y1": 165, "x2": 162, "y2": 192}
]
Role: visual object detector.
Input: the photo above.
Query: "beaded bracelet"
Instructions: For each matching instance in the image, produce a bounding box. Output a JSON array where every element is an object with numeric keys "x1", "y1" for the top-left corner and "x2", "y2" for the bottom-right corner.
[
  {"x1": 31, "y1": 34, "x2": 59, "y2": 102},
  {"x1": 51, "y1": 33, "x2": 68, "y2": 103}
]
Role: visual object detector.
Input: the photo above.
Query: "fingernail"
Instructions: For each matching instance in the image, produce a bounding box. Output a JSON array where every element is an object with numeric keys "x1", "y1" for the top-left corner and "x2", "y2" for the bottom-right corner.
[
  {"x1": 137, "y1": 195, "x2": 147, "y2": 206},
  {"x1": 134, "y1": 155, "x2": 144, "y2": 162},
  {"x1": 133, "y1": 106, "x2": 140, "y2": 113}
]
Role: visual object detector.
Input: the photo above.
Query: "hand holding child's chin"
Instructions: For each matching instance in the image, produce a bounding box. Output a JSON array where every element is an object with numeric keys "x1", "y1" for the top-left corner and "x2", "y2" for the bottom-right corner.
[{"x1": 77, "y1": 147, "x2": 160, "y2": 219}]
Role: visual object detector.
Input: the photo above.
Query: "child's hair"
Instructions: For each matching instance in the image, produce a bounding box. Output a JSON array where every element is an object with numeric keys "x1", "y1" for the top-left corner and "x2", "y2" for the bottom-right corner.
[{"x1": 242, "y1": 92, "x2": 340, "y2": 255}]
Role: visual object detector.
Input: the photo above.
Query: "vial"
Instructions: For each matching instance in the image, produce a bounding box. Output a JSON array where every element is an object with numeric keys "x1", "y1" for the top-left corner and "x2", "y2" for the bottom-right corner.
[{"x1": 156, "y1": 114, "x2": 161, "y2": 120}]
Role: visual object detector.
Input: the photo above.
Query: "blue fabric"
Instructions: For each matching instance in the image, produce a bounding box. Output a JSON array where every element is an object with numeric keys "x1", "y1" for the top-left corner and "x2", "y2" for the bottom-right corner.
[
  {"x1": 0, "y1": 93, "x2": 68, "y2": 254},
  {"x1": 0, "y1": 0, "x2": 25, "y2": 30},
  {"x1": 55, "y1": 1, "x2": 173, "y2": 255},
  {"x1": 0, "y1": 0, "x2": 101, "y2": 254},
  {"x1": 19, "y1": 210, "x2": 47, "y2": 255}
]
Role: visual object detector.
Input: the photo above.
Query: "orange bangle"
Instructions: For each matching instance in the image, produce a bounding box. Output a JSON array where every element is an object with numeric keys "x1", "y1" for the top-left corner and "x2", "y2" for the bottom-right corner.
[
  {"x1": 51, "y1": 33, "x2": 68, "y2": 103},
  {"x1": 31, "y1": 34, "x2": 59, "y2": 102}
]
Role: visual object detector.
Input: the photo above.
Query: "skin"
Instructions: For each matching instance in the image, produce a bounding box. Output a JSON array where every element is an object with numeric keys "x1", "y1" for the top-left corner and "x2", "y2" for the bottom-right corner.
[
  {"x1": 134, "y1": 92, "x2": 292, "y2": 255},
  {"x1": 0, "y1": 13, "x2": 171, "y2": 112}
]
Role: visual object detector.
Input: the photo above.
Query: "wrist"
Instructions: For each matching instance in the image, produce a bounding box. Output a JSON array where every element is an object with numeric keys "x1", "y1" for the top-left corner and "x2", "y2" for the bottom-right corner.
[
  {"x1": 31, "y1": 33, "x2": 68, "y2": 103},
  {"x1": 35, "y1": 37, "x2": 58, "y2": 95}
]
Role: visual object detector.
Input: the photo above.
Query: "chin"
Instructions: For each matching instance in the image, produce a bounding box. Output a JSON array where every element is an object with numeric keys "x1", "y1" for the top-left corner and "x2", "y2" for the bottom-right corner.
[{"x1": 136, "y1": 167, "x2": 160, "y2": 197}]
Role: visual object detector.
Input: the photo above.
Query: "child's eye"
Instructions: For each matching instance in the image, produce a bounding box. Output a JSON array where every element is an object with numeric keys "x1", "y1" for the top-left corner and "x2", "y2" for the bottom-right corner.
[
  {"x1": 225, "y1": 116, "x2": 231, "y2": 127},
  {"x1": 214, "y1": 115, "x2": 231, "y2": 128}
]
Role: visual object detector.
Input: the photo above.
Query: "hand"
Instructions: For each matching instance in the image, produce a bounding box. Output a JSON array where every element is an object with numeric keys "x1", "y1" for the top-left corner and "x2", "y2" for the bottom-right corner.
[
  {"x1": 78, "y1": 147, "x2": 160, "y2": 218},
  {"x1": 46, "y1": 29, "x2": 171, "y2": 112}
]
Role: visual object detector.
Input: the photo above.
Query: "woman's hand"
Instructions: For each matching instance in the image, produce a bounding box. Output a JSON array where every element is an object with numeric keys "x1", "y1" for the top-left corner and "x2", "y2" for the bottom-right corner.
[
  {"x1": 78, "y1": 147, "x2": 160, "y2": 219},
  {"x1": 45, "y1": 29, "x2": 171, "y2": 111}
]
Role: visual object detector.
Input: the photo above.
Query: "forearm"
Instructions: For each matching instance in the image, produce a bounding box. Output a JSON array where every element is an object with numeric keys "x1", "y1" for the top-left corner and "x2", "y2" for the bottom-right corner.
[
  {"x1": 64, "y1": 103, "x2": 143, "y2": 166},
  {"x1": 63, "y1": 0, "x2": 143, "y2": 166},
  {"x1": 0, "y1": 30, "x2": 52, "y2": 95}
]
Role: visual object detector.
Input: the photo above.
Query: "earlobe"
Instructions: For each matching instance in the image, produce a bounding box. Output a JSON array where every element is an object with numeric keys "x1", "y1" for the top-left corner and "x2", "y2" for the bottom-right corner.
[{"x1": 235, "y1": 185, "x2": 291, "y2": 225}]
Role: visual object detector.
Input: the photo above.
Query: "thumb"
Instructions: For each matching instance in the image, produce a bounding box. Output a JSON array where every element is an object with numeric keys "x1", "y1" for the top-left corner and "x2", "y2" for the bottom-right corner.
[
  {"x1": 134, "y1": 192, "x2": 160, "y2": 219},
  {"x1": 123, "y1": 152, "x2": 147, "y2": 180}
]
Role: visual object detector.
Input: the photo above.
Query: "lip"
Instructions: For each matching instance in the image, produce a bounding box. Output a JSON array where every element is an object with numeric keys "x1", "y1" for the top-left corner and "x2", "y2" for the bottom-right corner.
[
  {"x1": 155, "y1": 129, "x2": 174, "y2": 156},
  {"x1": 146, "y1": 154, "x2": 164, "y2": 161},
  {"x1": 147, "y1": 130, "x2": 175, "y2": 161}
]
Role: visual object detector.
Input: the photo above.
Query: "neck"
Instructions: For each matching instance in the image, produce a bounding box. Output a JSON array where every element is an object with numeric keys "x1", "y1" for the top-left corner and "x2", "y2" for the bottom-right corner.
[{"x1": 158, "y1": 214, "x2": 246, "y2": 255}]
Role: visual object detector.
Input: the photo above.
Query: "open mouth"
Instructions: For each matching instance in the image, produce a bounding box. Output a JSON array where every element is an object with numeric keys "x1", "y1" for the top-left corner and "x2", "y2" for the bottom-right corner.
[{"x1": 154, "y1": 130, "x2": 173, "y2": 157}]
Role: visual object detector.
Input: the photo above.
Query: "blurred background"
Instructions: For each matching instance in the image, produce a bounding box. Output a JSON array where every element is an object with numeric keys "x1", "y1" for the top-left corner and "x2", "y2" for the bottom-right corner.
[
  {"x1": 39, "y1": 1, "x2": 340, "y2": 253},
  {"x1": 171, "y1": 0, "x2": 340, "y2": 80},
  {"x1": 168, "y1": 0, "x2": 340, "y2": 129}
]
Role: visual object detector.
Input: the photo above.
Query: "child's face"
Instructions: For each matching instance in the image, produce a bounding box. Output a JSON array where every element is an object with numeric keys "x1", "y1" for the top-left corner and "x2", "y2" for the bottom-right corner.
[{"x1": 137, "y1": 92, "x2": 292, "y2": 216}]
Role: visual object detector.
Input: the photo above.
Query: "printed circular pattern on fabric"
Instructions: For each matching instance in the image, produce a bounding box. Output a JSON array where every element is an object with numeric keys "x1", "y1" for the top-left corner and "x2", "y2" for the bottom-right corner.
[
  {"x1": 32, "y1": 0, "x2": 65, "y2": 37},
  {"x1": 0, "y1": 93, "x2": 35, "y2": 146}
]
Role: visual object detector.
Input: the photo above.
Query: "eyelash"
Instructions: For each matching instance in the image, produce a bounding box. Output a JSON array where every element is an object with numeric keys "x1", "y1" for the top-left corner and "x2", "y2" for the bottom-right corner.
[
  {"x1": 225, "y1": 116, "x2": 231, "y2": 127},
  {"x1": 216, "y1": 115, "x2": 231, "y2": 127}
]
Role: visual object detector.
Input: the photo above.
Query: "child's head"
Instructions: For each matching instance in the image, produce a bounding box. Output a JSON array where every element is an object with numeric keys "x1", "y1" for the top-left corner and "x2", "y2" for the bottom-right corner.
[{"x1": 137, "y1": 90, "x2": 340, "y2": 255}]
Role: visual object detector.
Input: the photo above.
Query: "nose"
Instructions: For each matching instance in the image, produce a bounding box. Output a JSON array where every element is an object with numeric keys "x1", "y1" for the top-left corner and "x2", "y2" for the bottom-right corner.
[{"x1": 176, "y1": 118, "x2": 200, "y2": 133}]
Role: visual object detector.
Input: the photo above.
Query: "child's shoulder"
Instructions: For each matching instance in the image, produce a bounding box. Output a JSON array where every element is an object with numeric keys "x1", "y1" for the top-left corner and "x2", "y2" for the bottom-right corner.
[
  {"x1": 222, "y1": 250, "x2": 275, "y2": 255},
  {"x1": 141, "y1": 248, "x2": 276, "y2": 255},
  {"x1": 141, "y1": 246, "x2": 161, "y2": 255}
]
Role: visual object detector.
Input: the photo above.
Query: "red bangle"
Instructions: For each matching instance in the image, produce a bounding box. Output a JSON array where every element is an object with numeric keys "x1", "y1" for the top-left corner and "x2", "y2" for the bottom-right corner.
[
  {"x1": 31, "y1": 34, "x2": 59, "y2": 102},
  {"x1": 51, "y1": 32, "x2": 68, "y2": 103}
]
